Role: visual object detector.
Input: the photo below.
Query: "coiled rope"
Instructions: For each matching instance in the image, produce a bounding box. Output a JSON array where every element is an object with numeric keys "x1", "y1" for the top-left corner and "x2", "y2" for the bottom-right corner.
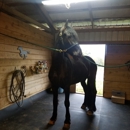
[{"x1": 9, "y1": 70, "x2": 25, "y2": 107}]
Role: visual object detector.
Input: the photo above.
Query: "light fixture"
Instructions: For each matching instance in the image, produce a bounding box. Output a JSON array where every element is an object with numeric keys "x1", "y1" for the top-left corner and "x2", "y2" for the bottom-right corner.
[{"x1": 42, "y1": 0, "x2": 105, "y2": 6}]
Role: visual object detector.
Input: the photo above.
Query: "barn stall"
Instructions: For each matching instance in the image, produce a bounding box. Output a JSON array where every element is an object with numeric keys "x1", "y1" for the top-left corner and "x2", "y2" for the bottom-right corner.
[{"x1": 0, "y1": 0, "x2": 130, "y2": 130}]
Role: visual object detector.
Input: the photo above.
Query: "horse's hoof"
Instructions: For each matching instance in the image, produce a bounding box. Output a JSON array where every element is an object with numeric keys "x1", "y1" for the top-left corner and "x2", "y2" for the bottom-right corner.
[
  {"x1": 63, "y1": 123, "x2": 70, "y2": 129},
  {"x1": 81, "y1": 104, "x2": 86, "y2": 110},
  {"x1": 87, "y1": 110, "x2": 93, "y2": 116},
  {"x1": 48, "y1": 120, "x2": 55, "y2": 125}
]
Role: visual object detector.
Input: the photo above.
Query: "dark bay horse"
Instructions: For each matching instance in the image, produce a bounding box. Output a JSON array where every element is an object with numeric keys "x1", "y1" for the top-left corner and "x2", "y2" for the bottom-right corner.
[{"x1": 48, "y1": 20, "x2": 97, "y2": 129}]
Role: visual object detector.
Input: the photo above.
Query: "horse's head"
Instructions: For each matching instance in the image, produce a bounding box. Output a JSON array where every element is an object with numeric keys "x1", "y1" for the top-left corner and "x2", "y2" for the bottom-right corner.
[
  {"x1": 17, "y1": 46, "x2": 22, "y2": 50},
  {"x1": 55, "y1": 20, "x2": 82, "y2": 56},
  {"x1": 55, "y1": 20, "x2": 78, "y2": 49}
]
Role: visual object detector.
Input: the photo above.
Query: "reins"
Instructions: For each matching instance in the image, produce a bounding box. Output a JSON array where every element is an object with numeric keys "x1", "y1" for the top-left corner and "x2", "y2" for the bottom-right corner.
[{"x1": 55, "y1": 43, "x2": 78, "y2": 53}]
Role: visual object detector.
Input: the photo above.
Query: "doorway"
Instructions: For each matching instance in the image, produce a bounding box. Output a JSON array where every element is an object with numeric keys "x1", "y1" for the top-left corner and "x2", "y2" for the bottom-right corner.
[{"x1": 76, "y1": 44, "x2": 105, "y2": 96}]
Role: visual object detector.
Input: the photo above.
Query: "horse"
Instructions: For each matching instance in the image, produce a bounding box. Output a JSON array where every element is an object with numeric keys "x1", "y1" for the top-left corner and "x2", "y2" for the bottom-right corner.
[
  {"x1": 17, "y1": 46, "x2": 30, "y2": 59},
  {"x1": 48, "y1": 20, "x2": 97, "y2": 129}
]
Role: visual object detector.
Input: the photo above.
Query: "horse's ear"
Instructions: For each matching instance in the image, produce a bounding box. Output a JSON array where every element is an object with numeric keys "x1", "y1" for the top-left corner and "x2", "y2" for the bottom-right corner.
[
  {"x1": 64, "y1": 19, "x2": 68, "y2": 28},
  {"x1": 60, "y1": 19, "x2": 68, "y2": 32}
]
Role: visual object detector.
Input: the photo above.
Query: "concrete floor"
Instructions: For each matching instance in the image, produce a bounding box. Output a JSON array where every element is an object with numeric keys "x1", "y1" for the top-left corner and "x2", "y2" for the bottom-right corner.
[{"x1": 0, "y1": 93, "x2": 130, "y2": 130}]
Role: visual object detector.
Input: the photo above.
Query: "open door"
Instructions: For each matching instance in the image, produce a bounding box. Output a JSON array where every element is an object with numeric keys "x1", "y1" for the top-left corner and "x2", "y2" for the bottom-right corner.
[{"x1": 76, "y1": 44, "x2": 105, "y2": 96}]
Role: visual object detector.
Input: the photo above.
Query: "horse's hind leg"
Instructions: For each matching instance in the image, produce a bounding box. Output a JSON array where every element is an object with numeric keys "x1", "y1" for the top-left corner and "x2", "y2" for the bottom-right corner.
[
  {"x1": 86, "y1": 74, "x2": 97, "y2": 115},
  {"x1": 49, "y1": 86, "x2": 58, "y2": 125},
  {"x1": 81, "y1": 76, "x2": 97, "y2": 115},
  {"x1": 80, "y1": 79, "x2": 88, "y2": 109}
]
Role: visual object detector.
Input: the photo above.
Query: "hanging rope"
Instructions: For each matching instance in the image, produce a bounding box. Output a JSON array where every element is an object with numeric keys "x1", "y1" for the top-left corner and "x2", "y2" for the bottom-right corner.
[
  {"x1": 84, "y1": 56, "x2": 130, "y2": 68},
  {"x1": 9, "y1": 70, "x2": 25, "y2": 107},
  {"x1": 0, "y1": 32, "x2": 130, "y2": 68},
  {"x1": 0, "y1": 32, "x2": 76, "y2": 53}
]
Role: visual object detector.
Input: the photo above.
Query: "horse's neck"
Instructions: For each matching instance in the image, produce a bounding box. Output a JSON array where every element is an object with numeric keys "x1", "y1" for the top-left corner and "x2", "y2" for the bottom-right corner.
[
  {"x1": 68, "y1": 44, "x2": 83, "y2": 57},
  {"x1": 52, "y1": 52, "x2": 66, "y2": 65},
  {"x1": 52, "y1": 44, "x2": 83, "y2": 65}
]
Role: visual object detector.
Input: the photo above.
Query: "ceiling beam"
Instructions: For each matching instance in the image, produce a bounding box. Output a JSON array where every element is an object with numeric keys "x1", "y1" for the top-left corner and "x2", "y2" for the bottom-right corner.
[
  {"x1": 5, "y1": 2, "x2": 29, "y2": 7},
  {"x1": 48, "y1": 5, "x2": 130, "y2": 14},
  {"x1": 79, "y1": 41, "x2": 130, "y2": 45},
  {"x1": 87, "y1": 2, "x2": 93, "y2": 29},
  {"x1": 76, "y1": 27, "x2": 130, "y2": 32},
  {"x1": 35, "y1": 3, "x2": 57, "y2": 34},
  {"x1": 0, "y1": 1, "x2": 51, "y2": 33},
  {"x1": 51, "y1": 18, "x2": 130, "y2": 24}
]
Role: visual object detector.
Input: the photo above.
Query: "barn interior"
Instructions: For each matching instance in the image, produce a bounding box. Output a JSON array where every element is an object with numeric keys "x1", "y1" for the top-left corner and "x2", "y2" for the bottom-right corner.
[{"x1": 0, "y1": 0, "x2": 130, "y2": 130}]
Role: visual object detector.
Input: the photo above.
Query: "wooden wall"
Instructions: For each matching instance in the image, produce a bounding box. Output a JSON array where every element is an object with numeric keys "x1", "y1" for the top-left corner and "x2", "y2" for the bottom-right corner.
[
  {"x1": 0, "y1": 12, "x2": 53, "y2": 110},
  {"x1": 77, "y1": 29, "x2": 130, "y2": 43},
  {"x1": 103, "y1": 45, "x2": 130, "y2": 100}
]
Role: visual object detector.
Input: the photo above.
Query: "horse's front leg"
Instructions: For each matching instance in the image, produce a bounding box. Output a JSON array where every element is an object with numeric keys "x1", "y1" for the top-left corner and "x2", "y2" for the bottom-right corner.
[
  {"x1": 63, "y1": 86, "x2": 70, "y2": 129},
  {"x1": 49, "y1": 86, "x2": 58, "y2": 125}
]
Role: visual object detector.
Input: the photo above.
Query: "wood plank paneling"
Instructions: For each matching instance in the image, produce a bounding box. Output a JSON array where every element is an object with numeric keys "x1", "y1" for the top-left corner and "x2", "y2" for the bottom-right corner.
[
  {"x1": 78, "y1": 30, "x2": 130, "y2": 43},
  {"x1": 0, "y1": 73, "x2": 49, "y2": 89},
  {"x1": 0, "y1": 34, "x2": 52, "y2": 51},
  {"x1": 0, "y1": 13, "x2": 53, "y2": 110},
  {"x1": 0, "y1": 13, "x2": 53, "y2": 49},
  {"x1": 0, "y1": 77, "x2": 49, "y2": 97},
  {"x1": 0, "y1": 51, "x2": 51, "y2": 60},
  {"x1": 0, "y1": 13, "x2": 53, "y2": 39},
  {"x1": 106, "y1": 45, "x2": 130, "y2": 54},
  {"x1": 0, "y1": 59, "x2": 51, "y2": 67},
  {"x1": 104, "y1": 45, "x2": 130, "y2": 100},
  {"x1": 0, "y1": 43, "x2": 51, "y2": 56}
]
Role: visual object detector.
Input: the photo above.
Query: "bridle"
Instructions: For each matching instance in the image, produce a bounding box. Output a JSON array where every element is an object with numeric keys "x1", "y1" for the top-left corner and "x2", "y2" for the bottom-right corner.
[{"x1": 56, "y1": 30, "x2": 78, "y2": 53}]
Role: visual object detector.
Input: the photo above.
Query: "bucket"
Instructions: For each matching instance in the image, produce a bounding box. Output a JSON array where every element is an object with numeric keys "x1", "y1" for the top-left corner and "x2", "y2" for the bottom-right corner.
[{"x1": 58, "y1": 87, "x2": 64, "y2": 94}]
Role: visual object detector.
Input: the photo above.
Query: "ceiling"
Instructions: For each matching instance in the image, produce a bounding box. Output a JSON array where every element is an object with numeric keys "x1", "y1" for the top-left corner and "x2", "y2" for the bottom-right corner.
[{"x1": 1, "y1": 0, "x2": 130, "y2": 33}]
